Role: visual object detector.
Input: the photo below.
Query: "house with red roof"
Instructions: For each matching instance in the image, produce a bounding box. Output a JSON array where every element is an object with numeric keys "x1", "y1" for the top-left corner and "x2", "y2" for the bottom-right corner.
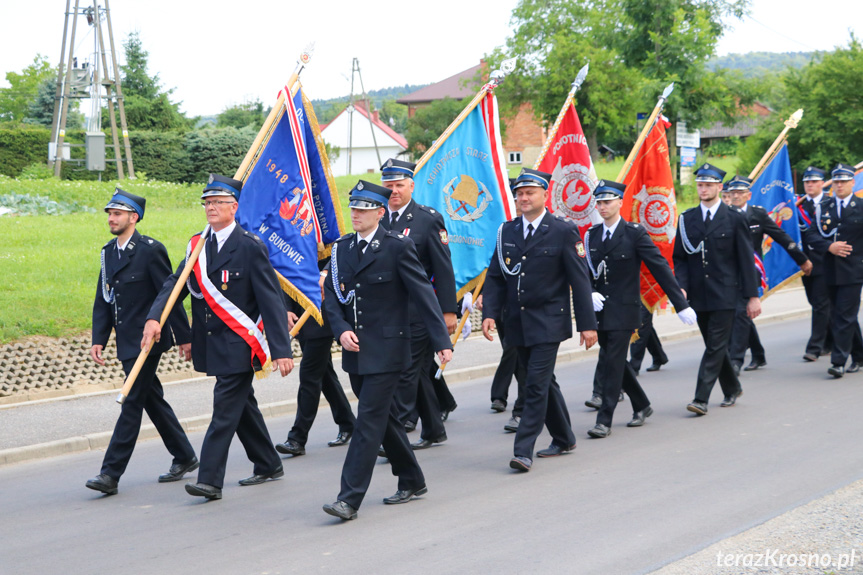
[{"x1": 320, "y1": 100, "x2": 408, "y2": 177}]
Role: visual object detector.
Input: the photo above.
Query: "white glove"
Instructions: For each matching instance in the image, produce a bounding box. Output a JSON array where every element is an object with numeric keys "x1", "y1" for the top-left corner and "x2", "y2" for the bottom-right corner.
[
  {"x1": 461, "y1": 292, "x2": 473, "y2": 314},
  {"x1": 591, "y1": 292, "x2": 606, "y2": 312},
  {"x1": 677, "y1": 307, "x2": 697, "y2": 325},
  {"x1": 461, "y1": 318, "x2": 472, "y2": 341}
]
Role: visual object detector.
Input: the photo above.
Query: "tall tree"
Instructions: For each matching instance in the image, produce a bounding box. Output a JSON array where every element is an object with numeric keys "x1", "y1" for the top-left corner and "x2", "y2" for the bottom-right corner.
[
  {"x1": 0, "y1": 55, "x2": 55, "y2": 122},
  {"x1": 405, "y1": 97, "x2": 467, "y2": 156},
  {"x1": 24, "y1": 77, "x2": 82, "y2": 128},
  {"x1": 217, "y1": 99, "x2": 267, "y2": 130}
]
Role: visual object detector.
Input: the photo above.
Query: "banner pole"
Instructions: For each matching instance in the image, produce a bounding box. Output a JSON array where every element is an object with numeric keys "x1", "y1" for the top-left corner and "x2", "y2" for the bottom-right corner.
[
  {"x1": 616, "y1": 83, "x2": 674, "y2": 182},
  {"x1": 748, "y1": 109, "x2": 803, "y2": 182},
  {"x1": 434, "y1": 270, "x2": 486, "y2": 379},
  {"x1": 533, "y1": 64, "x2": 589, "y2": 169}
]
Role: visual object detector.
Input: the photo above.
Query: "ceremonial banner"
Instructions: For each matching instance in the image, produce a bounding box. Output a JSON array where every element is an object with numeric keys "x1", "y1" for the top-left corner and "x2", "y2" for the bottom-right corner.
[
  {"x1": 413, "y1": 91, "x2": 514, "y2": 299},
  {"x1": 535, "y1": 100, "x2": 599, "y2": 237},
  {"x1": 750, "y1": 144, "x2": 802, "y2": 296},
  {"x1": 236, "y1": 85, "x2": 346, "y2": 324},
  {"x1": 620, "y1": 116, "x2": 677, "y2": 311}
]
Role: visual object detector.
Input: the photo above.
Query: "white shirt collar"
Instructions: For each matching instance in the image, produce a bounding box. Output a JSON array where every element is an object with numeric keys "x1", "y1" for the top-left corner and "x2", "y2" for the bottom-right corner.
[
  {"x1": 388, "y1": 204, "x2": 408, "y2": 220},
  {"x1": 522, "y1": 209, "x2": 547, "y2": 236},
  {"x1": 809, "y1": 192, "x2": 823, "y2": 204},
  {"x1": 739, "y1": 203, "x2": 748, "y2": 213},
  {"x1": 602, "y1": 216, "x2": 621, "y2": 238},
  {"x1": 117, "y1": 235, "x2": 132, "y2": 251},
  {"x1": 210, "y1": 221, "x2": 236, "y2": 252},
  {"x1": 700, "y1": 201, "x2": 720, "y2": 220},
  {"x1": 358, "y1": 227, "x2": 379, "y2": 248}
]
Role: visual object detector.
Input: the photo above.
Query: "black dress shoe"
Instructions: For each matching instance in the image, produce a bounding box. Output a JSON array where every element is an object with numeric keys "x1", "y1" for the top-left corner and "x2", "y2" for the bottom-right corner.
[
  {"x1": 828, "y1": 364, "x2": 845, "y2": 378},
  {"x1": 744, "y1": 359, "x2": 766, "y2": 371},
  {"x1": 803, "y1": 352, "x2": 818, "y2": 362},
  {"x1": 158, "y1": 457, "x2": 199, "y2": 483},
  {"x1": 720, "y1": 390, "x2": 742, "y2": 407},
  {"x1": 536, "y1": 443, "x2": 576, "y2": 457},
  {"x1": 404, "y1": 420, "x2": 417, "y2": 432},
  {"x1": 85, "y1": 474, "x2": 118, "y2": 495},
  {"x1": 411, "y1": 434, "x2": 447, "y2": 450},
  {"x1": 646, "y1": 358, "x2": 668, "y2": 372},
  {"x1": 238, "y1": 465, "x2": 284, "y2": 486},
  {"x1": 686, "y1": 401, "x2": 708, "y2": 415},
  {"x1": 185, "y1": 482, "x2": 222, "y2": 500},
  {"x1": 584, "y1": 395, "x2": 602, "y2": 409},
  {"x1": 275, "y1": 439, "x2": 305, "y2": 456},
  {"x1": 587, "y1": 423, "x2": 611, "y2": 438},
  {"x1": 377, "y1": 446, "x2": 387, "y2": 458},
  {"x1": 504, "y1": 415, "x2": 520, "y2": 432},
  {"x1": 327, "y1": 431, "x2": 352, "y2": 447},
  {"x1": 491, "y1": 399, "x2": 506, "y2": 413},
  {"x1": 383, "y1": 485, "x2": 428, "y2": 504},
  {"x1": 509, "y1": 456, "x2": 532, "y2": 472},
  {"x1": 323, "y1": 500, "x2": 357, "y2": 520},
  {"x1": 618, "y1": 391, "x2": 625, "y2": 402},
  {"x1": 441, "y1": 405, "x2": 457, "y2": 422},
  {"x1": 847, "y1": 362, "x2": 862, "y2": 373},
  {"x1": 627, "y1": 406, "x2": 654, "y2": 427}
]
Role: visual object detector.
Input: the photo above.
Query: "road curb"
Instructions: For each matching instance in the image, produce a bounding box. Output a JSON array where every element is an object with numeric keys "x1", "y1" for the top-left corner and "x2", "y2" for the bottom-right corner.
[{"x1": 0, "y1": 306, "x2": 811, "y2": 467}]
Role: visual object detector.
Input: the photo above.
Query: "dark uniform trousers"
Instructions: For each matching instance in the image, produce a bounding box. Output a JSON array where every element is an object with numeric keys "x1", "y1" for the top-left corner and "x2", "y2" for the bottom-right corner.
[
  {"x1": 483, "y1": 212, "x2": 597, "y2": 458},
  {"x1": 596, "y1": 331, "x2": 650, "y2": 426},
  {"x1": 93, "y1": 230, "x2": 195, "y2": 481},
  {"x1": 730, "y1": 204, "x2": 807, "y2": 366},
  {"x1": 325, "y1": 227, "x2": 451, "y2": 509},
  {"x1": 673, "y1": 203, "x2": 758, "y2": 404},
  {"x1": 490, "y1": 329, "x2": 526, "y2": 415},
  {"x1": 802, "y1": 273, "x2": 833, "y2": 355},
  {"x1": 828, "y1": 284, "x2": 863, "y2": 366},
  {"x1": 383, "y1": 200, "x2": 458, "y2": 436},
  {"x1": 629, "y1": 304, "x2": 667, "y2": 372},
  {"x1": 287, "y1": 335, "x2": 355, "y2": 446},
  {"x1": 148, "y1": 224, "x2": 292, "y2": 490}
]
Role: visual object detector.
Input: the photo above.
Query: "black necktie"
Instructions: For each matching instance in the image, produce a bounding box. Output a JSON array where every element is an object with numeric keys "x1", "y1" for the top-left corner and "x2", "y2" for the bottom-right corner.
[
  {"x1": 206, "y1": 233, "x2": 216, "y2": 264},
  {"x1": 705, "y1": 211, "x2": 712, "y2": 225},
  {"x1": 358, "y1": 239, "x2": 368, "y2": 260},
  {"x1": 390, "y1": 211, "x2": 399, "y2": 227},
  {"x1": 526, "y1": 223, "x2": 534, "y2": 239},
  {"x1": 604, "y1": 229, "x2": 611, "y2": 242}
]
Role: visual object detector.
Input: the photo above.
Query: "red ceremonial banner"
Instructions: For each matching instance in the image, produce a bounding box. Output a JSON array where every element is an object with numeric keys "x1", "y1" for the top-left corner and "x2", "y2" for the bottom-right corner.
[
  {"x1": 621, "y1": 116, "x2": 677, "y2": 311},
  {"x1": 536, "y1": 102, "x2": 599, "y2": 237}
]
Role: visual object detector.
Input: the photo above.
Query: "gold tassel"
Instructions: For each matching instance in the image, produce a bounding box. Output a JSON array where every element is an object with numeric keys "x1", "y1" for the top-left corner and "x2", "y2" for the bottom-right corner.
[{"x1": 254, "y1": 358, "x2": 273, "y2": 379}]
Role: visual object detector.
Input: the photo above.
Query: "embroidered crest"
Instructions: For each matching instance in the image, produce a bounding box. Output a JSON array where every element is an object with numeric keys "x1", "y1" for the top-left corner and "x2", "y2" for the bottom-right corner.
[
  {"x1": 406, "y1": 212, "x2": 413, "y2": 220},
  {"x1": 575, "y1": 241, "x2": 586, "y2": 258},
  {"x1": 439, "y1": 229, "x2": 449, "y2": 244},
  {"x1": 370, "y1": 239, "x2": 380, "y2": 250}
]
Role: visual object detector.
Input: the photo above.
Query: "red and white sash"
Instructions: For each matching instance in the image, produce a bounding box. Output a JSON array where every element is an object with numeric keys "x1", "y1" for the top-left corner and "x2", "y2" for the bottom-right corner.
[{"x1": 189, "y1": 227, "x2": 270, "y2": 371}]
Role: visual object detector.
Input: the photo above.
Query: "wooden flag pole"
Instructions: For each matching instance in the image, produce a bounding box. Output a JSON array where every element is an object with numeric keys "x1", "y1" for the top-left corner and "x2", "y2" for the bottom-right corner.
[
  {"x1": 414, "y1": 58, "x2": 517, "y2": 173},
  {"x1": 748, "y1": 109, "x2": 803, "y2": 182},
  {"x1": 116, "y1": 45, "x2": 315, "y2": 405},
  {"x1": 435, "y1": 271, "x2": 487, "y2": 380},
  {"x1": 616, "y1": 83, "x2": 674, "y2": 183},
  {"x1": 533, "y1": 64, "x2": 589, "y2": 169}
]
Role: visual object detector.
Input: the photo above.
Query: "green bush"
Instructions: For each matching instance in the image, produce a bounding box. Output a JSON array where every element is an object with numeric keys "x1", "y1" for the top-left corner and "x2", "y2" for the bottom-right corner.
[
  {"x1": 0, "y1": 123, "x2": 51, "y2": 177},
  {"x1": 128, "y1": 131, "x2": 187, "y2": 182},
  {"x1": 18, "y1": 162, "x2": 54, "y2": 180},
  {"x1": 182, "y1": 127, "x2": 256, "y2": 182}
]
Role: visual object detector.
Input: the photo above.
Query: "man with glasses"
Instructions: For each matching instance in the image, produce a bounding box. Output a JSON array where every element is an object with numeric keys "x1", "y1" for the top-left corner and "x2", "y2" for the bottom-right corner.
[
  {"x1": 726, "y1": 176, "x2": 811, "y2": 374},
  {"x1": 804, "y1": 163, "x2": 863, "y2": 378},
  {"x1": 142, "y1": 174, "x2": 294, "y2": 500}
]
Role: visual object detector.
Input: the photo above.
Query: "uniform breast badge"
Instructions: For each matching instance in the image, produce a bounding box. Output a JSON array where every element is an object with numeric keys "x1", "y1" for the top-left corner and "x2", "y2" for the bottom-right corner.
[{"x1": 221, "y1": 270, "x2": 229, "y2": 291}]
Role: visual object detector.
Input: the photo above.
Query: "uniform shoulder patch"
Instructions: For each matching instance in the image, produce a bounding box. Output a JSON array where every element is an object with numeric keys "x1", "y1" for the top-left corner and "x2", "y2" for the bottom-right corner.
[
  {"x1": 242, "y1": 231, "x2": 263, "y2": 242},
  {"x1": 575, "y1": 241, "x2": 586, "y2": 258},
  {"x1": 439, "y1": 229, "x2": 449, "y2": 244}
]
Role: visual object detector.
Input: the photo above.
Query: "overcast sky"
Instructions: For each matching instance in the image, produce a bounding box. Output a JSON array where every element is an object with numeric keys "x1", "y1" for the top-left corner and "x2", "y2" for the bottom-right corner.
[{"x1": 2, "y1": 0, "x2": 860, "y2": 117}]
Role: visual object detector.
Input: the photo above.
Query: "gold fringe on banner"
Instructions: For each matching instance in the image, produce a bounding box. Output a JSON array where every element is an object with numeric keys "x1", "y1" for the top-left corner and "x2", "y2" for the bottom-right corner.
[{"x1": 277, "y1": 271, "x2": 323, "y2": 326}]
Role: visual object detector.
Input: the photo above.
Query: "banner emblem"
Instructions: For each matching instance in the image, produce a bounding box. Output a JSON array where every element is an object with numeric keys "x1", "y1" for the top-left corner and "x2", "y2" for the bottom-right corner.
[
  {"x1": 444, "y1": 175, "x2": 491, "y2": 222},
  {"x1": 550, "y1": 160, "x2": 596, "y2": 229},
  {"x1": 634, "y1": 185, "x2": 676, "y2": 242}
]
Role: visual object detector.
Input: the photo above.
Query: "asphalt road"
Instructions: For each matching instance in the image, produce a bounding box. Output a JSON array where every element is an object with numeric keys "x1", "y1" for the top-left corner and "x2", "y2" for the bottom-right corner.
[{"x1": 2, "y1": 315, "x2": 862, "y2": 575}]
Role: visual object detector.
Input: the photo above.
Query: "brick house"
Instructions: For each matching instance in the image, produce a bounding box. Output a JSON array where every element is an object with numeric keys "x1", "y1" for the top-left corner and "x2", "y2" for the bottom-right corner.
[{"x1": 396, "y1": 61, "x2": 546, "y2": 168}]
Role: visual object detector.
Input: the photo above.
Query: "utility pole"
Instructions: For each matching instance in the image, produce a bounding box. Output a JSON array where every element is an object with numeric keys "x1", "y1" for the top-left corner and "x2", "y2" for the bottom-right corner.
[
  {"x1": 346, "y1": 57, "x2": 381, "y2": 176},
  {"x1": 49, "y1": 1, "x2": 133, "y2": 179}
]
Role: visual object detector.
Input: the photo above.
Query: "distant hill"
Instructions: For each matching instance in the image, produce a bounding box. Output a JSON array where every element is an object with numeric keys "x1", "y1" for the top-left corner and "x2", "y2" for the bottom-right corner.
[
  {"x1": 311, "y1": 84, "x2": 428, "y2": 126},
  {"x1": 708, "y1": 51, "x2": 820, "y2": 77}
]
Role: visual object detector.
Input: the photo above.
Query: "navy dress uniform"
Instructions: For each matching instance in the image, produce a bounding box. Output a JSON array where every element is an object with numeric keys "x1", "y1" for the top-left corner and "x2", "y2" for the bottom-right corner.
[
  {"x1": 673, "y1": 164, "x2": 759, "y2": 414},
  {"x1": 146, "y1": 175, "x2": 293, "y2": 499},
  {"x1": 727, "y1": 176, "x2": 810, "y2": 371},
  {"x1": 483, "y1": 169, "x2": 597, "y2": 470},
  {"x1": 798, "y1": 166, "x2": 834, "y2": 360},
  {"x1": 86, "y1": 189, "x2": 197, "y2": 495},
  {"x1": 322, "y1": 181, "x2": 452, "y2": 520},
  {"x1": 275, "y1": 282, "x2": 356, "y2": 457},
  {"x1": 584, "y1": 181, "x2": 692, "y2": 437},
  {"x1": 803, "y1": 163, "x2": 863, "y2": 377},
  {"x1": 379, "y1": 159, "x2": 458, "y2": 446}
]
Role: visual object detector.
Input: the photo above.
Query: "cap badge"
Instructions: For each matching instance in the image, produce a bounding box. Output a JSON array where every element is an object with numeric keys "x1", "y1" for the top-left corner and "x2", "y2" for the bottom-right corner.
[
  {"x1": 357, "y1": 182, "x2": 364, "y2": 190},
  {"x1": 387, "y1": 159, "x2": 393, "y2": 167}
]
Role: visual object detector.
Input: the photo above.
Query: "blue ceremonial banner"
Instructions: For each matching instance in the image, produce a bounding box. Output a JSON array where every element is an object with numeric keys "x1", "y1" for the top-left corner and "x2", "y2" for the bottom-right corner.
[
  {"x1": 412, "y1": 92, "x2": 514, "y2": 298},
  {"x1": 236, "y1": 86, "x2": 345, "y2": 324},
  {"x1": 749, "y1": 145, "x2": 802, "y2": 296}
]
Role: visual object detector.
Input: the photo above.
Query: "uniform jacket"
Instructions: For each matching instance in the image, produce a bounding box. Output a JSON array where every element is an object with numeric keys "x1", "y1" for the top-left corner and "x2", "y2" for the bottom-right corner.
[
  {"x1": 804, "y1": 195, "x2": 863, "y2": 286},
  {"x1": 482, "y1": 211, "x2": 597, "y2": 347},
  {"x1": 740, "y1": 203, "x2": 808, "y2": 265},
  {"x1": 324, "y1": 226, "x2": 452, "y2": 375},
  {"x1": 92, "y1": 230, "x2": 191, "y2": 361},
  {"x1": 586, "y1": 220, "x2": 689, "y2": 331},
  {"x1": 382, "y1": 199, "x2": 458, "y2": 318},
  {"x1": 799, "y1": 196, "x2": 827, "y2": 276},
  {"x1": 147, "y1": 224, "x2": 292, "y2": 376},
  {"x1": 673, "y1": 202, "x2": 759, "y2": 311}
]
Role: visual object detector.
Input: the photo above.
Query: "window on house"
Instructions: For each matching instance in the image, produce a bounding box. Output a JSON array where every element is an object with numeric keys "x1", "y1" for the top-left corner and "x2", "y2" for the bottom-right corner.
[{"x1": 508, "y1": 151, "x2": 522, "y2": 164}]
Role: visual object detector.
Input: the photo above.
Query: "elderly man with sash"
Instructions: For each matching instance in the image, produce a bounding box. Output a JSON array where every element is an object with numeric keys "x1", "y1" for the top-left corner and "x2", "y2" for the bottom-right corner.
[{"x1": 142, "y1": 174, "x2": 294, "y2": 501}]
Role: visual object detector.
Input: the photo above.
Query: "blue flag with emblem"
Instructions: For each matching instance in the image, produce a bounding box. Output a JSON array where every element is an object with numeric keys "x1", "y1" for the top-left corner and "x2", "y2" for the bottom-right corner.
[
  {"x1": 412, "y1": 91, "x2": 515, "y2": 298},
  {"x1": 749, "y1": 144, "x2": 802, "y2": 296},
  {"x1": 236, "y1": 85, "x2": 345, "y2": 325}
]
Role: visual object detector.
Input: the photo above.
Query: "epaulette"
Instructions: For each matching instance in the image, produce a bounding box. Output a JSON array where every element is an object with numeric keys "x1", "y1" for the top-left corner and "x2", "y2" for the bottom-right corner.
[
  {"x1": 628, "y1": 221, "x2": 641, "y2": 228},
  {"x1": 417, "y1": 204, "x2": 441, "y2": 218},
  {"x1": 682, "y1": 206, "x2": 698, "y2": 215},
  {"x1": 242, "y1": 230, "x2": 263, "y2": 242},
  {"x1": 335, "y1": 233, "x2": 353, "y2": 242},
  {"x1": 102, "y1": 238, "x2": 117, "y2": 249},
  {"x1": 385, "y1": 230, "x2": 409, "y2": 241},
  {"x1": 140, "y1": 235, "x2": 156, "y2": 245},
  {"x1": 751, "y1": 205, "x2": 767, "y2": 213}
]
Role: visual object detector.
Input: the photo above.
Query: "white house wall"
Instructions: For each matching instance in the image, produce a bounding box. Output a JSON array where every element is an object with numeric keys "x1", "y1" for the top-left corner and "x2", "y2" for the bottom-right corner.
[{"x1": 322, "y1": 109, "x2": 407, "y2": 177}]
